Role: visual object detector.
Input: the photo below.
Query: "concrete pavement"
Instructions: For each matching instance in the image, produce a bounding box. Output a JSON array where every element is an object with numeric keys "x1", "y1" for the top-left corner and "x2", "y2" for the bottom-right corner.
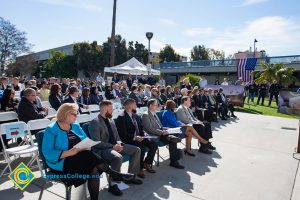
[{"x1": 0, "y1": 112, "x2": 299, "y2": 200}]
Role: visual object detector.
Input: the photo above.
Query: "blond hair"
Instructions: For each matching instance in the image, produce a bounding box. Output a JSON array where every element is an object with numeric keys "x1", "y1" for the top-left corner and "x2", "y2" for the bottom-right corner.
[{"x1": 56, "y1": 103, "x2": 78, "y2": 122}]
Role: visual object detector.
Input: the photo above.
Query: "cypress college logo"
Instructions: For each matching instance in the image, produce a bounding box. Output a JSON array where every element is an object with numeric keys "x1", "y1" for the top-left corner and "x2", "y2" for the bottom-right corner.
[{"x1": 8, "y1": 162, "x2": 36, "y2": 190}]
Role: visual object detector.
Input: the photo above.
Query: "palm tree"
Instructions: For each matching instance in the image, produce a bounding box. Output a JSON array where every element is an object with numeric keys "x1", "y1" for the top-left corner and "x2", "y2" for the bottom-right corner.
[
  {"x1": 110, "y1": 0, "x2": 117, "y2": 67},
  {"x1": 253, "y1": 62, "x2": 297, "y2": 86}
]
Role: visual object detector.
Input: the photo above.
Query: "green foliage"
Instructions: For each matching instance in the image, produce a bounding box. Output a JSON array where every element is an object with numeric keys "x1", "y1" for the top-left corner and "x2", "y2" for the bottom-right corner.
[
  {"x1": 159, "y1": 44, "x2": 180, "y2": 62},
  {"x1": 102, "y1": 35, "x2": 128, "y2": 67},
  {"x1": 128, "y1": 41, "x2": 148, "y2": 64},
  {"x1": 177, "y1": 74, "x2": 201, "y2": 87},
  {"x1": 44, "y1": 50, "x2": 76, "y2": 78},
  {"x1": 191, "y1": 45, "x2": 209, "y2": 61},
  {"x1": 73, "y1": 41, "x2": 103, "y2": 77},
  {"x1": 252, "y1": 62, "x2": 297, "y2": 86}
]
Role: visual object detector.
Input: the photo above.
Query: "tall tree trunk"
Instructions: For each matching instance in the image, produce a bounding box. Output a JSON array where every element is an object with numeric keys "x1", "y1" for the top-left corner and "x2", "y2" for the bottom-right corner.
[{"x1": 110, "y1": 0, "x2": 117, "y2": 67}]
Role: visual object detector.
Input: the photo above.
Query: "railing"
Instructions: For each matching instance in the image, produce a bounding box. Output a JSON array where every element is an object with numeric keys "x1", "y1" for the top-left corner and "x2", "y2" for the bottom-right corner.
[{"x1": 158, "y1": 55, "x2": 300, "y2": 69}]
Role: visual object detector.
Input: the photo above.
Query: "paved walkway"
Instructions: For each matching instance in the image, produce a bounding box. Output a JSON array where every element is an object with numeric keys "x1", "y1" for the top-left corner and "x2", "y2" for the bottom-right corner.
[{"x1": 0, "y1": 112, "x2": 299, "y2": 200}]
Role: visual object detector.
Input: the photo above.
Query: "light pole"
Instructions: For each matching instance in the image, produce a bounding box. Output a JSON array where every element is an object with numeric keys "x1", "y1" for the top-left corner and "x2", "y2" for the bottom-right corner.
[
  {"x1": 39, "y1": 65, "x2": 42, "y2": 79},
  {"x1": 253, "y1": 38, "x2": 258, "y2": 57},
  {"x1": 146, "y1": 32, "x2": 153, "y2": 63}
]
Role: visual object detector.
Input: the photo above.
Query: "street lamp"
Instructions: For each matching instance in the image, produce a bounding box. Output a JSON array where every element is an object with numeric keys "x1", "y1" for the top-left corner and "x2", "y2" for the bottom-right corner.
[
  {"x1": 253, "y1": 38, "x2": 258, "y2": 57},
  {"x1": 39, "y1": 65, "x2": 42, "y2": 79},
  {"x1": 146, "y1": 32, "x2": 153, "y2": 63}
]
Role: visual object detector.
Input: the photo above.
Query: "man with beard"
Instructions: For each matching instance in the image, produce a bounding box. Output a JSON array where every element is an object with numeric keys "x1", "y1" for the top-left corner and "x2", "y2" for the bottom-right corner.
[
  {"x1": 89, "y1": 100, "x2": 142, "y2": 196},
  {"x1": 116, "y1": 98, "x2": 158, "y2": 178}
]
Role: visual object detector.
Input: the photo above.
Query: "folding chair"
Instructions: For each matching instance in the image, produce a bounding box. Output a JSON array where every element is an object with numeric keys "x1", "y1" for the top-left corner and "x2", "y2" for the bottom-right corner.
[
  {"x1": 113, "y1": 102, "x2": 122, "y2": 110},
  {"x1": 76, "y1": 114, "x2": 91, "y2": 126},
  {"x1": 47, "y1": 108, "x2": 57, "y2": 116},
  {"x1": 36, "y1": 131, "x2": 72, "y2": 200},
  {"x1": 0, "y1": 112, "x2": 19, "y2": 149},
  {"x1": 0, "y1": 121, "x2": 42, "y2": 177},
  {"x1": 112, "y1": 109, "x2": 124, "y2": 119},
  {"x1": 88, "y1": 104, "x2": 100, "y2": 114},
  {"x1": 136, "y1": 106, "x2": 148, "y2": 115},
  {"x1": 27, "y1": 118, "x2": 52, "y2": 138},
  {"x1": 41, "y1": 101, "x2": 52, "y2": 108}
]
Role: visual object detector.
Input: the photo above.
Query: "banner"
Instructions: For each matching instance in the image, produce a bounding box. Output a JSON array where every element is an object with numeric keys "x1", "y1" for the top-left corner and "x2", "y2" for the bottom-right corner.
[
  {"x1": 204, "y1": 85, "x2": 245, "y2": 107},
  {"x1": 278, "y1": 91, "x2": 300, "y2": 115}
]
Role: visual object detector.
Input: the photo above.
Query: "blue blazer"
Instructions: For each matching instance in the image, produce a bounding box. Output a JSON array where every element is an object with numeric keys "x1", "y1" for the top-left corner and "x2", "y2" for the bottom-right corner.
[
  {"x1": 42, "y1": 122, "x2": 87, "y2": 171},
  {"x1": 162, "y1": 110, "x2": 182, "y2": 128}
]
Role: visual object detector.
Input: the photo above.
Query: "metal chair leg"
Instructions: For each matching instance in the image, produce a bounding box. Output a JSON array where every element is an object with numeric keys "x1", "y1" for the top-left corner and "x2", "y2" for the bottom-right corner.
[
  {"x1": 156, "y1": 148, "x2": 160, "y2": 167},
  {"x1": 38, "y1": 180, "x2": 47, "y2": 200}
]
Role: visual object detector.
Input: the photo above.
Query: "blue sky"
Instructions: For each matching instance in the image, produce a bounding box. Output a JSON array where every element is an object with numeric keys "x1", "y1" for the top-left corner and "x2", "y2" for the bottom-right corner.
[{"x1": 1, "y1": 0, "x2": 300, "y2": 58}]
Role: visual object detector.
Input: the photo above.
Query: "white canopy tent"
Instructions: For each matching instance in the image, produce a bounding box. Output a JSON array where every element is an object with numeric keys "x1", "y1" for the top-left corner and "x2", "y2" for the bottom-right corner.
[{"x1": 104, "y1": 57, "x2": 160, "y2": 76}]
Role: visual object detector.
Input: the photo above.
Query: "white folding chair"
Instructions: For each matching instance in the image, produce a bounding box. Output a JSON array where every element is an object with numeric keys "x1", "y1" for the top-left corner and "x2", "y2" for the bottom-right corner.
[
  {"x1": 112, "y1": 109, "x2": 124, "y2": 119},
  {"x1": 113, "y1": 102, "x2": 123, "y2": 110},
  {"x1": 41, "y1": 101, "x2": 52, "y2": 108},
  {"x1": 89, "y1": 113, "x2": 99, "y2": 121},
  {"x1": 0, "y1": 112, "x2": 19, "y2": 123},
  {"x1": 47, "y1": 108, "x2": 57, "y2": 116},
  {"x1": 27, "y1": 119, "x2": 52, "y2": 133},
  {"x1": 76, "y1": 114, "x2": 91, "y2": 124},
  {"x1": 0, "y1": 121, "x2": 42, "y2": 177},
  {"x1": 88, "y1": 104, "x2": 100, "y2": 114},
  {"x1": 51, "y1": 118, "x2": 57, "y2": 123},
  {"x1": 137, "y1": 106, "x2": 148, "y2": 115}
]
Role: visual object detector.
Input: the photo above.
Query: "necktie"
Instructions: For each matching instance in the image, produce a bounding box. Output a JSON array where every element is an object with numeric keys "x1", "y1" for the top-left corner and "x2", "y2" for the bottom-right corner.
[
  {"x1": 187, "y1": 107, "x2": 196, "y2": 121},
  {"x1": 153, "y1": 113, "x2": 162, "y2": 129},
  {"x1": 184, "y1": 107, "x2": 193, "y2": 121},
  {"x1": 132, "y1": 114, "x2": 140, "y2": 137}
]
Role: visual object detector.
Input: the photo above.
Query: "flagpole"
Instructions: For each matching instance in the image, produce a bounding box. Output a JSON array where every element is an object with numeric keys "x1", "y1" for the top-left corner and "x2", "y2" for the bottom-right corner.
[{"x1": 253, "y1": 39, "x2": 258, "y2": 57}]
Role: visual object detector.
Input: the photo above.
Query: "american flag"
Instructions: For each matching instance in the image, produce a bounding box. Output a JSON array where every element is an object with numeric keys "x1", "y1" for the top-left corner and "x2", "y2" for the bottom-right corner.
[{"x1": 237, "y1": 58, "x2": 257, "y2": 83}]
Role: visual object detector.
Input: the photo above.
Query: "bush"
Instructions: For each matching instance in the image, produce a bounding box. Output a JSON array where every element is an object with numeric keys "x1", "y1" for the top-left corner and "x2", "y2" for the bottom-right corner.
[{"x1": 176, "y1": 74, "x2": 201, "y2": 87}]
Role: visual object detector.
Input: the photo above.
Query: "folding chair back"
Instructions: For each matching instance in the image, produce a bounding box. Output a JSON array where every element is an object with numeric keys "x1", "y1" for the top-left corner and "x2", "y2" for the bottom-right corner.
[
  {"x1": 41, "y1": 101, "x2": 52, "y2": 108},
  {"x1": 88, "y1": 104, "x2": 100, "y2": 113},
  {"x1": 0, "y1": 112, "x2": 19, "y2": 123},
  {"x1": 27, "y1": 119, "x2": 52, "y2": 134},
  {"x1": 81, "y1": 122, "x2": 90, "y2": 138},
  {"x1": 76, "y1": 114, "x2": 91, "y2": 125}
]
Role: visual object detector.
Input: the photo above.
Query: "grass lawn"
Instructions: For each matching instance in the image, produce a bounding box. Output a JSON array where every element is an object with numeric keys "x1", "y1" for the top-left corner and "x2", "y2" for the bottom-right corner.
[{"x1": 236, "y1": 97, "x2": 299, "y2": 119}]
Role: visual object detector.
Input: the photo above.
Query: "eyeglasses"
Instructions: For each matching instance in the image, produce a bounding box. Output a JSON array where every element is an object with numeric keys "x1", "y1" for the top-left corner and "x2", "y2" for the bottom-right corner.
[{"x1": 70, "y1": 113, "x2": 78, "y2": 117}]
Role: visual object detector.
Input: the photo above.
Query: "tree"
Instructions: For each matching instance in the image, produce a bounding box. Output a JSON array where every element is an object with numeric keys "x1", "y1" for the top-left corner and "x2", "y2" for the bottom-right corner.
[
  {"x1": 73, "y1": 41, "x2": 104, "y2": 77},
  {"x1": 5, "y1": 54, "x2": 37, "y2": 76},
  {"x1": 110, "y1": 0, "x2": 117, "y2": 67},
  {"x1": 102, "y1": 35, "x2": 127, "y2": 66},
  {"x1": 159, "y1": 44, "x2": 180, "y2": 62},
  {"x1": 190, "y1": 45, "x2": 209, "y2": 61},
  {"x1": 0, "y1": 17, "x2": 31, "y2": 75},
  {"x1": 253, "y1": 62, "x2": 297, "y2": 86},
  {"x1": 44, "y1": 50, "x2": 76, "y2": 78},
  {"x1": 127, "y1": 41, "x2": 148, "y2": 64},
  {"x1": 207, "y1": 48, "x2": 225, "y2": 60}
]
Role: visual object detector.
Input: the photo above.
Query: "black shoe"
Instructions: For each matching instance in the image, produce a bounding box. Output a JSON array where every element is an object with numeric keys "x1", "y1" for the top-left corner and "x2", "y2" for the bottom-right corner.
[
  {"x1": 170, "y1": 161, "x2": 185, "y2": 169},
  {"x1": 112, "y1": 173, "x2": 134, "y2": 182},
  {"x1": 231, "y1": 114, "x2": 237, "y2": 118},
  {"x1": 221, "y1": 117, "x2": 227, "y2": 120},
  {"x1": 184, "y1": 150, "x2": 195, "y2": 156},
  {"x1": 207, "y1": 142, "x2": 216, "y2": 150},
  {"x1": 225, "y1": 115, "x2": 230, "y2": 118},
  {"x1": 167, "y1": 135, "x2": 181, "y2": 143},
  {"x1": 199, "y1": 145, "x2": 213, "y2": 154},
  {"x1": 108, "y1": 184, "x2": 123, "y2": 196},
  {"x1": 123, "y1": 178, "x2": 143, "y2": 185}
]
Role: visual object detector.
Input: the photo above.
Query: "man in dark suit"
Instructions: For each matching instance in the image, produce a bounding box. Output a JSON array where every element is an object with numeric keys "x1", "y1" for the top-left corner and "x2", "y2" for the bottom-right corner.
[
  {"x1": 89, "y1": 100, "x2": 142, "y2": 196},
  {"x1": 141, "y1": 99, "x2": 184, "y2": 169},
  {"x1": 217, "y1": 88, "x2": 236, "y2": 118},
  {"x1": 138, "y1": 74, "x2": 147, "y2": 84},
  {"x1": 116, "y1": 98, "x2": 158, "y2": 178},
  {"x1": 17, "y1": 88, "x2": 47, "y2": 123},
  {"x1": 63, "y1": 86, "x2": 88, "y2": 113},
  {"x1": 126, "y1": 73, "x2": 134, "y2": 89}
]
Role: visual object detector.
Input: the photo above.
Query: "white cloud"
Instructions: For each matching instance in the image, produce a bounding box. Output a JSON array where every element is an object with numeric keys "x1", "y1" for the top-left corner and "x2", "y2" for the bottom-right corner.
[
  {"x1": 209, "y1": 16, "x2": 300, "y2": 56},
  {"x1": 239, "y1": 0, "x2": 269, "y2": 7},
  {"x1": 159, "y1": 18, "x2": 177, "y2": 27},
  {"x1": 33, "y1": 0, "x2": 103, "y2": 12},
  {"x1": 183, "y1": 27, "x2": 214, "y2": 37}
]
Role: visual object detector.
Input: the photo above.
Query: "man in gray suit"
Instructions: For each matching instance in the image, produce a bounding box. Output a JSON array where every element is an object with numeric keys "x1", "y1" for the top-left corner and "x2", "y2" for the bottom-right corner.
[
  {"x1": 141, "y1": 99, "x2": 184, "y2": 169},
  {"x1": 89, "y1": 100, "x2": 142, "y2": 196},
  {"x1": 176, "y1": 96, "x2": 215, "y2": 154}
]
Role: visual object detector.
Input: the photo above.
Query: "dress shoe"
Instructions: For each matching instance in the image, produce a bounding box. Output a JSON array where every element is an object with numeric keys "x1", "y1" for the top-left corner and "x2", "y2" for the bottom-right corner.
[
  {"x1": 108, "y1": 184, "x2": 123, "y2": 196},
  {"x1": 112, "y1": 173, "x2": 134, "y2": 182},
  {"x1": 231, "y1": 114, "x2": 237, "y2": 118},
  {"x1": 137, "y1": 171, "x2": 145, "y2": 178},
  {"x1": 167, "y1": 135, "x2": 181, "y2": 143},
  {"x1": 199, "y1": 145, "x2": 213, "y2": 154},
  {"x1": 207, "y1": 142, "x2": 216, "y2": 150},
  {"x1": 144, "y1": 163, "x2": 156, "y2": 173},
  {"x1": 184, "y1": 150, "x2": 195, "y2": 156},
  {"x1": 123, "y1": 177, "x2": 143, "y2": 185},
  {"x1": 170, "y1": 161, "x2": 185, "y2": 169}
]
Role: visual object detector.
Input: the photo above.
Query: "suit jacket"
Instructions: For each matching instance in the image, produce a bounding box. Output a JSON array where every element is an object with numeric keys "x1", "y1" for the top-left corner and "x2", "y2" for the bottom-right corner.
[
  {"x1": 48, "y1": 94, "x2": 62, "y2": 111},
  {"x1": 199, "y1": 95, "x2": 212, "y2": 108},
  {"x1": 175, "y1": 105, "x2": 197, "y2": 124},
  {"x1": 63, "y1": 95, "x2": 83, "y2": 108},
  {"x1": 129, "y1": 92, "x2": 139, "y2": 105},
  {"x1": 88, "y1": 115, "x2": 121, "y2": 151},
  {"x1": 141, "y1": 111, "x2": 164, "y2": 137},
  {"x1": 17, "y1": 97, "x2": 46, "y2": 123},
  {"x1": 42, "y1": 122, "x2": 87, "y2": 171},
  {"x1": 116, "y1": 111, "x2": 144, "y2": 144}
]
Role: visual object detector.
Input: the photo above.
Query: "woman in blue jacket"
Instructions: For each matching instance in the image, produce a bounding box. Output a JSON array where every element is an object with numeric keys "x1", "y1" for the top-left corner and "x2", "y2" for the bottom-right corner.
[{"x1": 42, "y1": 103, "x2": 133, "y2": 200}]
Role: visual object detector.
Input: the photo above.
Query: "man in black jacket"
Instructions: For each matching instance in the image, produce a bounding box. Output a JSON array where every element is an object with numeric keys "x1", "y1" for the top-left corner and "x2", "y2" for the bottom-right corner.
[
  {"x1": 268, "y1": 80, "x2": 281, "y2": 106},
  {"x1": 257, "y1": 80, "x2": 268, "y2": 106},
  {"x1": 116, "y1": 98, "x2": 158, "y2": 178},
  {"x1": 17, "y1": 88, "x2": 47, "y2": 123}
]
